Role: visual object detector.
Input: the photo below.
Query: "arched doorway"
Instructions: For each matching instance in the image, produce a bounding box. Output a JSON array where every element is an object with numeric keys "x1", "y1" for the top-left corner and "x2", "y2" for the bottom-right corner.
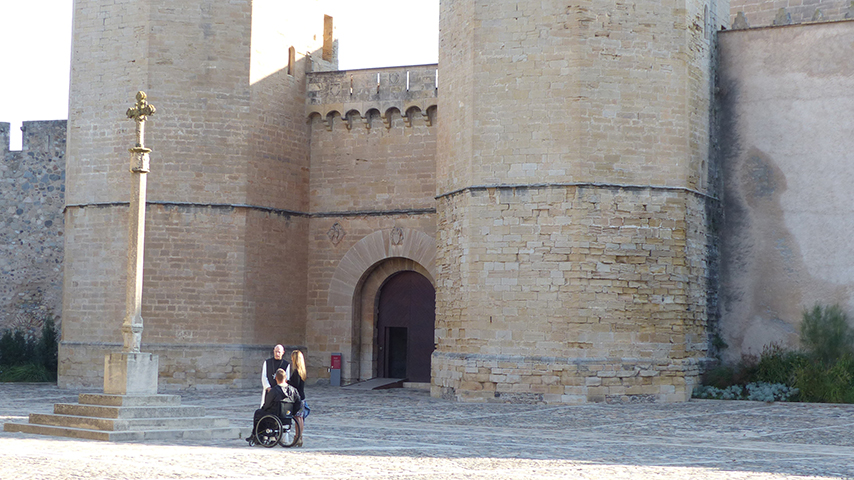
[{"x1": 376, "y1": 271, "x2": 435, "y2": 382}]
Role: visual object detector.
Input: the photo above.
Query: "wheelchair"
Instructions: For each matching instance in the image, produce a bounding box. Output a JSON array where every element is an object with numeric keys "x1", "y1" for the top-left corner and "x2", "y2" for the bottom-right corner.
[{"x1": 249, "y1": 400, "x2": 302, "y2": 448}]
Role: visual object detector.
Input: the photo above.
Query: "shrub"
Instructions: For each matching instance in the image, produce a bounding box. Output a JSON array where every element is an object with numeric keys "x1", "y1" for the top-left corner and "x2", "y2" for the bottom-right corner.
[
  {"x1": 794, "y1": 354, "x2": 854, "y2": 403},
  {"x1": 0, "y1": 363, "x2": 55, "y2": 382},
  {"x1": 0, "y1": 329, "x2": 35, "y2": 367},
  {"x1": 800, "y1": 304, "x2": 854, "y2": 365},
  {"x1": 745, "y1": 382, "x2": 799, "y2": 402},
  {"x1": 0, "y1": 316, "x2": 59, "y2": 382},
  {"x1": 698, "y1": 304, "x2": 854, "y2": 403},
  {"x1": 693, "y1": 382, "x2": 798, "y2": 402},
  {"x1": 754, "y1": 344, "x2": 808, "y2": 386},
  {"x1": 37, "y1": 318, "x2": 59, "y2": 375},
  {"x1": 701, "y1": 364, "x2": 737, "y2": 389}
]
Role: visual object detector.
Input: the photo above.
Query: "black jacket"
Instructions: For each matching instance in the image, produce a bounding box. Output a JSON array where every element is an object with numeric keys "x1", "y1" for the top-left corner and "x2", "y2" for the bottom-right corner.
[{"x1": 261, "y1": 383, "x2": 300, "y2": 414}]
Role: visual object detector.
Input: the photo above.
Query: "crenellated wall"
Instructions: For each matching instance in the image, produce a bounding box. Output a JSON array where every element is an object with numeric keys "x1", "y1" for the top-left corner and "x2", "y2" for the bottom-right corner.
[
  {"x1": 0, "y1": 121, "x2": 66, "y2": 336},
  {"x1": 306, "y1": 65, "x2": 438, "y2": 132},
  {"x1": 304, "y1": 65, "x2": 438, "y2": 384}
]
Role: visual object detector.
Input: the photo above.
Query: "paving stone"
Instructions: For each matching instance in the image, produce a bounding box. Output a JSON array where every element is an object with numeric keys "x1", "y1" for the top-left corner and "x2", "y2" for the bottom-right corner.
[{"x1": 2, "y1": 383, "x2": 854, "y2": 479}]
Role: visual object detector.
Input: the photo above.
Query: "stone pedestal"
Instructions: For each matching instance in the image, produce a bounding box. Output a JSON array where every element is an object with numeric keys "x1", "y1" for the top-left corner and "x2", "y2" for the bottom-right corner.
[{"x1": 104, "y1": 352, "x2": 159, "y2": 395}]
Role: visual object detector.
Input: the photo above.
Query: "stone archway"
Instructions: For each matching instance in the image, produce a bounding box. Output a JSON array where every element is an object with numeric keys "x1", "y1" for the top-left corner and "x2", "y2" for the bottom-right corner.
[
  {"x1": 326, "y1": 228, "x2": 435, "y2": 382},
  {"x1": 356, "y1": 258, "x2": 434, "y2": 381}
]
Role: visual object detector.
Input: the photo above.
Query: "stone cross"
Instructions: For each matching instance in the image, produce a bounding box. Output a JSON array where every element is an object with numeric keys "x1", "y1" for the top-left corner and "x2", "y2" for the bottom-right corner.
[{"x1": 122, "y1": 91, "x2": 155, "y2": 353}]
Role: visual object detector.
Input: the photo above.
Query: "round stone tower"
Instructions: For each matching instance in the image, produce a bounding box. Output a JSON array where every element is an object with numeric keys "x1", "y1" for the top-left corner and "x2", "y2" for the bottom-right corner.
[
  {"x1": 60, "y1": 0, "x2": 334, "y2": 389},
  {"x1": 433, "y1": 0, "x2": 728, "y2": 403}
]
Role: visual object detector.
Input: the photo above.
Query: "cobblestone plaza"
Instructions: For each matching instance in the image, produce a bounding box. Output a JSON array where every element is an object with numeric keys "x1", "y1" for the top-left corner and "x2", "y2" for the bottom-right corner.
[{"x1": 2, "y1": 383, "x2": 853, "y2": 479}]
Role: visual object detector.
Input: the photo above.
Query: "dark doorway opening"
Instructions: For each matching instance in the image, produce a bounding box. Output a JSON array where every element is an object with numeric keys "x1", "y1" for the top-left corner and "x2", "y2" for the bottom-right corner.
[
  {"x1": 376, "y1": 271, "x2": 435, "y2": 382},
  {"x1": 386, "y1": 327, "x2": 408, "y2": 379}
]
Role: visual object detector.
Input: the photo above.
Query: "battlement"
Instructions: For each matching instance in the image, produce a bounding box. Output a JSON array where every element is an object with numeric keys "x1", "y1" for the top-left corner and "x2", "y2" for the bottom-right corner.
[
  {"x1": 1, "y1": 120, "x2": 67, "y2": 158},
  {"x1": 306, "y1": 64, "x2": 438, "y2": 130}
]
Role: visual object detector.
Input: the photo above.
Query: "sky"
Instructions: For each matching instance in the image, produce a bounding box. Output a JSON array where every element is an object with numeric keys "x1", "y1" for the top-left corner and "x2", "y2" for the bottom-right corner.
[{"x1": 0, "y1": 0, "x2": 439, "y2": 150}]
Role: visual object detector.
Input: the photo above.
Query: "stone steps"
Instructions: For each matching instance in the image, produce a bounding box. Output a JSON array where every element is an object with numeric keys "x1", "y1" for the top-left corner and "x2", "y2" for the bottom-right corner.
[
  {"x1": 3, "y1": 392, "x2": 242, "y2": 442},
  {"x1": 4, "y1": 422, "x2": 242, "y2": 442},
  {"x1": 28, "y1": 413, "x2": 232, "y2": 431},
  {"x1": 54, "y1": 403, "x2": 205, "y2": 419}
]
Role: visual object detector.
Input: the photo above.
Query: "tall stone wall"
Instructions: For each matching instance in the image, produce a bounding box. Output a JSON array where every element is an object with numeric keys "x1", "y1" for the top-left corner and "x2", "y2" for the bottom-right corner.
[
  {"x1": 717, "y1": 20, "x2": 854, "y2": 362},
  {"x1": 434, "y1": 0, "x2": 725, "y2": 403},
  {"x1": 0, "y1": 121, "x2": 66, "y2": 336},
  {"x1": 60, "y1": 0, "x2": 328, "y2": 389},
  {"x1": 305, "y1": 65, "x2": 438, "y2": 383}
]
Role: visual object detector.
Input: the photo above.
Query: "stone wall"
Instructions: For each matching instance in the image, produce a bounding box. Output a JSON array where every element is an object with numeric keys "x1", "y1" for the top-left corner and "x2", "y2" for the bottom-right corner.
[
  {"x1": 0, "y1": 121, "x2": 66, "y2": 336},
  {"x1": 305, "y1": 65, "x2": 438, "y2": 383},
  {"x1": 433, "y1": 0, "x2": 723, "y2": 403},
  {"x1": 60, "y1": 0, "x2": 328, "y2": 389},
  {"x1": 717, "y1": 20, "x2": 854, "y2": 362},
  {"x1": 730, "y1": 0, "x2": 852, "y2": 27},
  {"x1": 433, "y1": 186, "x2": 711, "y2": 403}
]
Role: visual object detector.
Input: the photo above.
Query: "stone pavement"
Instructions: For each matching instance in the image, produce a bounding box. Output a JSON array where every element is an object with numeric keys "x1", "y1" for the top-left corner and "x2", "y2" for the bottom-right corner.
[{"x1": 1, "y1": 383, "x2": 853, "y2": 480}]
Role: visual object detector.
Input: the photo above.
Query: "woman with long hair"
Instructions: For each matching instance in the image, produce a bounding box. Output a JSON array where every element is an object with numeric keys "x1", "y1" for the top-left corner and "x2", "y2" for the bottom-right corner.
[{"x1": 289, "y1": 350, "x2": 308, "y2": 446}]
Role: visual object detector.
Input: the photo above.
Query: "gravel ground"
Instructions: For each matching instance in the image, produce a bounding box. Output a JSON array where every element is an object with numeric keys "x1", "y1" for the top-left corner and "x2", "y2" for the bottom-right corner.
[{"x1": 2, "y1": 383, "x2": 854, "y2": 479}]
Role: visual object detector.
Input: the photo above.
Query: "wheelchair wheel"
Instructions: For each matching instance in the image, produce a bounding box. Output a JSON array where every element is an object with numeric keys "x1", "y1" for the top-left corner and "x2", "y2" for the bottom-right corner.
[
  {"x1": 278, "y1": 418, "x2": 301, "y2": 448},
  {"x1": 254, "y1": 414, "x2": 282, "y2": 448}
]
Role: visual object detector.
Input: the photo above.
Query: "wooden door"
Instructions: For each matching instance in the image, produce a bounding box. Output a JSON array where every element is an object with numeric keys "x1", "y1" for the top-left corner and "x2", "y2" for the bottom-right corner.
[{"x1": 376, "y1": 271, "x2": 435, "y2": 382}]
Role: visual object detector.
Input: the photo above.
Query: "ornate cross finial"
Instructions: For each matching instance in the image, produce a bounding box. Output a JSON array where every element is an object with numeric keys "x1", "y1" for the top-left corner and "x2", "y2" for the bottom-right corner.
[{"x1": 126, "y1": 91, "x2": 156, "y2": 148}]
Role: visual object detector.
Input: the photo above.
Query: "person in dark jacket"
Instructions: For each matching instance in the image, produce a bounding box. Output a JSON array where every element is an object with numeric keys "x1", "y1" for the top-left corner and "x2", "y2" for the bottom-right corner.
[
  {"x1": 253, "y1": 368, "x2": 299, "y2": 428},
  {"x1": 289, "y1": 349, "x2": 308, "y2": 447}
]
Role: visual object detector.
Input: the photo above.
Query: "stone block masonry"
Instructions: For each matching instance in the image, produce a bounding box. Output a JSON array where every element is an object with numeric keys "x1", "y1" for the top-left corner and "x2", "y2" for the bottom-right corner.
[
  {"x1": 305, "y1": 65, "x2": 438, "y2": 384},
  {"x1": 0, "y1": 121, "x2": 66, "y2": 335},
  {"x1": 432, "y1": 185, "x2": 712, "y2": 403},
  {"x1": 433, "y1": 0, "x2": 720, "y2": 403}
]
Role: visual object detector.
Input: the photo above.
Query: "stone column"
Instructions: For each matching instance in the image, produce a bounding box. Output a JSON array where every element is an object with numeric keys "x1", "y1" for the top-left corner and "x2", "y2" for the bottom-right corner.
[{"x1": 104, "y1": 91, "x2": 159, "y2": 395}]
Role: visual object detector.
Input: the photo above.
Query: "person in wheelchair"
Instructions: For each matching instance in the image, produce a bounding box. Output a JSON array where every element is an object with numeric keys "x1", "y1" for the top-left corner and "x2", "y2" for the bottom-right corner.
[{"x1": 248, "y1": 368, "x2": 301, "y2": 447}]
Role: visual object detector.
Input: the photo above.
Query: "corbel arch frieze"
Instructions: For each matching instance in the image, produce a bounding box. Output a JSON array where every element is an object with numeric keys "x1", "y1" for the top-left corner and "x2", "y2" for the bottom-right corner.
[{"x1": 306, "y1": 101, "x2": 438, "y2": 130}]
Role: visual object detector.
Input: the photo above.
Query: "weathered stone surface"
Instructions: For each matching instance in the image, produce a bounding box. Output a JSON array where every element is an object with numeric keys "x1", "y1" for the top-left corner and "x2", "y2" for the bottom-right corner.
[
  {"x1": 717, "y1": 20, "x2": 854, "y2": 362},
  {"x1": 0, "y1": 121, "x2": 65, "y2": 335},
  {"x1": 731, "y1": 0, "x2": 853, "y2": 27}
]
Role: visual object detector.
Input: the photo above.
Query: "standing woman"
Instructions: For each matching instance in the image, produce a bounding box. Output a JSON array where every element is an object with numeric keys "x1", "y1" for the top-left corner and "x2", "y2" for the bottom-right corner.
[{"x1": 289, "y1": 350, "x2": 308, "y2": 446}]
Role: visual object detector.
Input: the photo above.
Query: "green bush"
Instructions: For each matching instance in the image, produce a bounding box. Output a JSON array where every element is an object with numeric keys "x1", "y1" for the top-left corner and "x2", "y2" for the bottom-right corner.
[
  {"x1": 800, "y1": 304, "x2": 854, "y2": 364},
  {"x1": 794, "y1": 354, "x2": 854, "y2": 403},
  {"x1": 0, "y1": 316, "x2": 59, "y2": 382},
  {"x1": 701, "y1": 364, "x2": 737, "y2": 389},
  {"x1": 700, "y1": 353, "x2": 761, "y2": 389},
  {"x1": 754, "y1": 344, "x2": 808, "y2": 386},
  {"x1": 37, "y1": 318, "x2": 59, "y2": 375},
  {"x1": 0, "y1": 329, "x2": 34, "y2": 366},
  {"x1": 697, "y1": 304, "x2": 854, "y2": 403},
  {"x1": 0, "y1": 363, "x2": 55, "y2": 382}
]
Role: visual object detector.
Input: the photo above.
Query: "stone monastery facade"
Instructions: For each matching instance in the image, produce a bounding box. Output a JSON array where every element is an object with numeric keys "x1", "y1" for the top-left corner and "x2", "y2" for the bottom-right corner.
[{"x1": 5, "y1": 0, "x2": 854, "y2": 404}]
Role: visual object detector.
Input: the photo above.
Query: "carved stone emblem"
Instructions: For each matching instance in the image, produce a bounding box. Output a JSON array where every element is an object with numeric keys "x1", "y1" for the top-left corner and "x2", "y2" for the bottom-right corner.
[
  {"x1": 391, "y1": 226, "x2": 404, "y2": 246},
  {"x1": 327, "y1": 222, "x2": 345, "y2": 245}
]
